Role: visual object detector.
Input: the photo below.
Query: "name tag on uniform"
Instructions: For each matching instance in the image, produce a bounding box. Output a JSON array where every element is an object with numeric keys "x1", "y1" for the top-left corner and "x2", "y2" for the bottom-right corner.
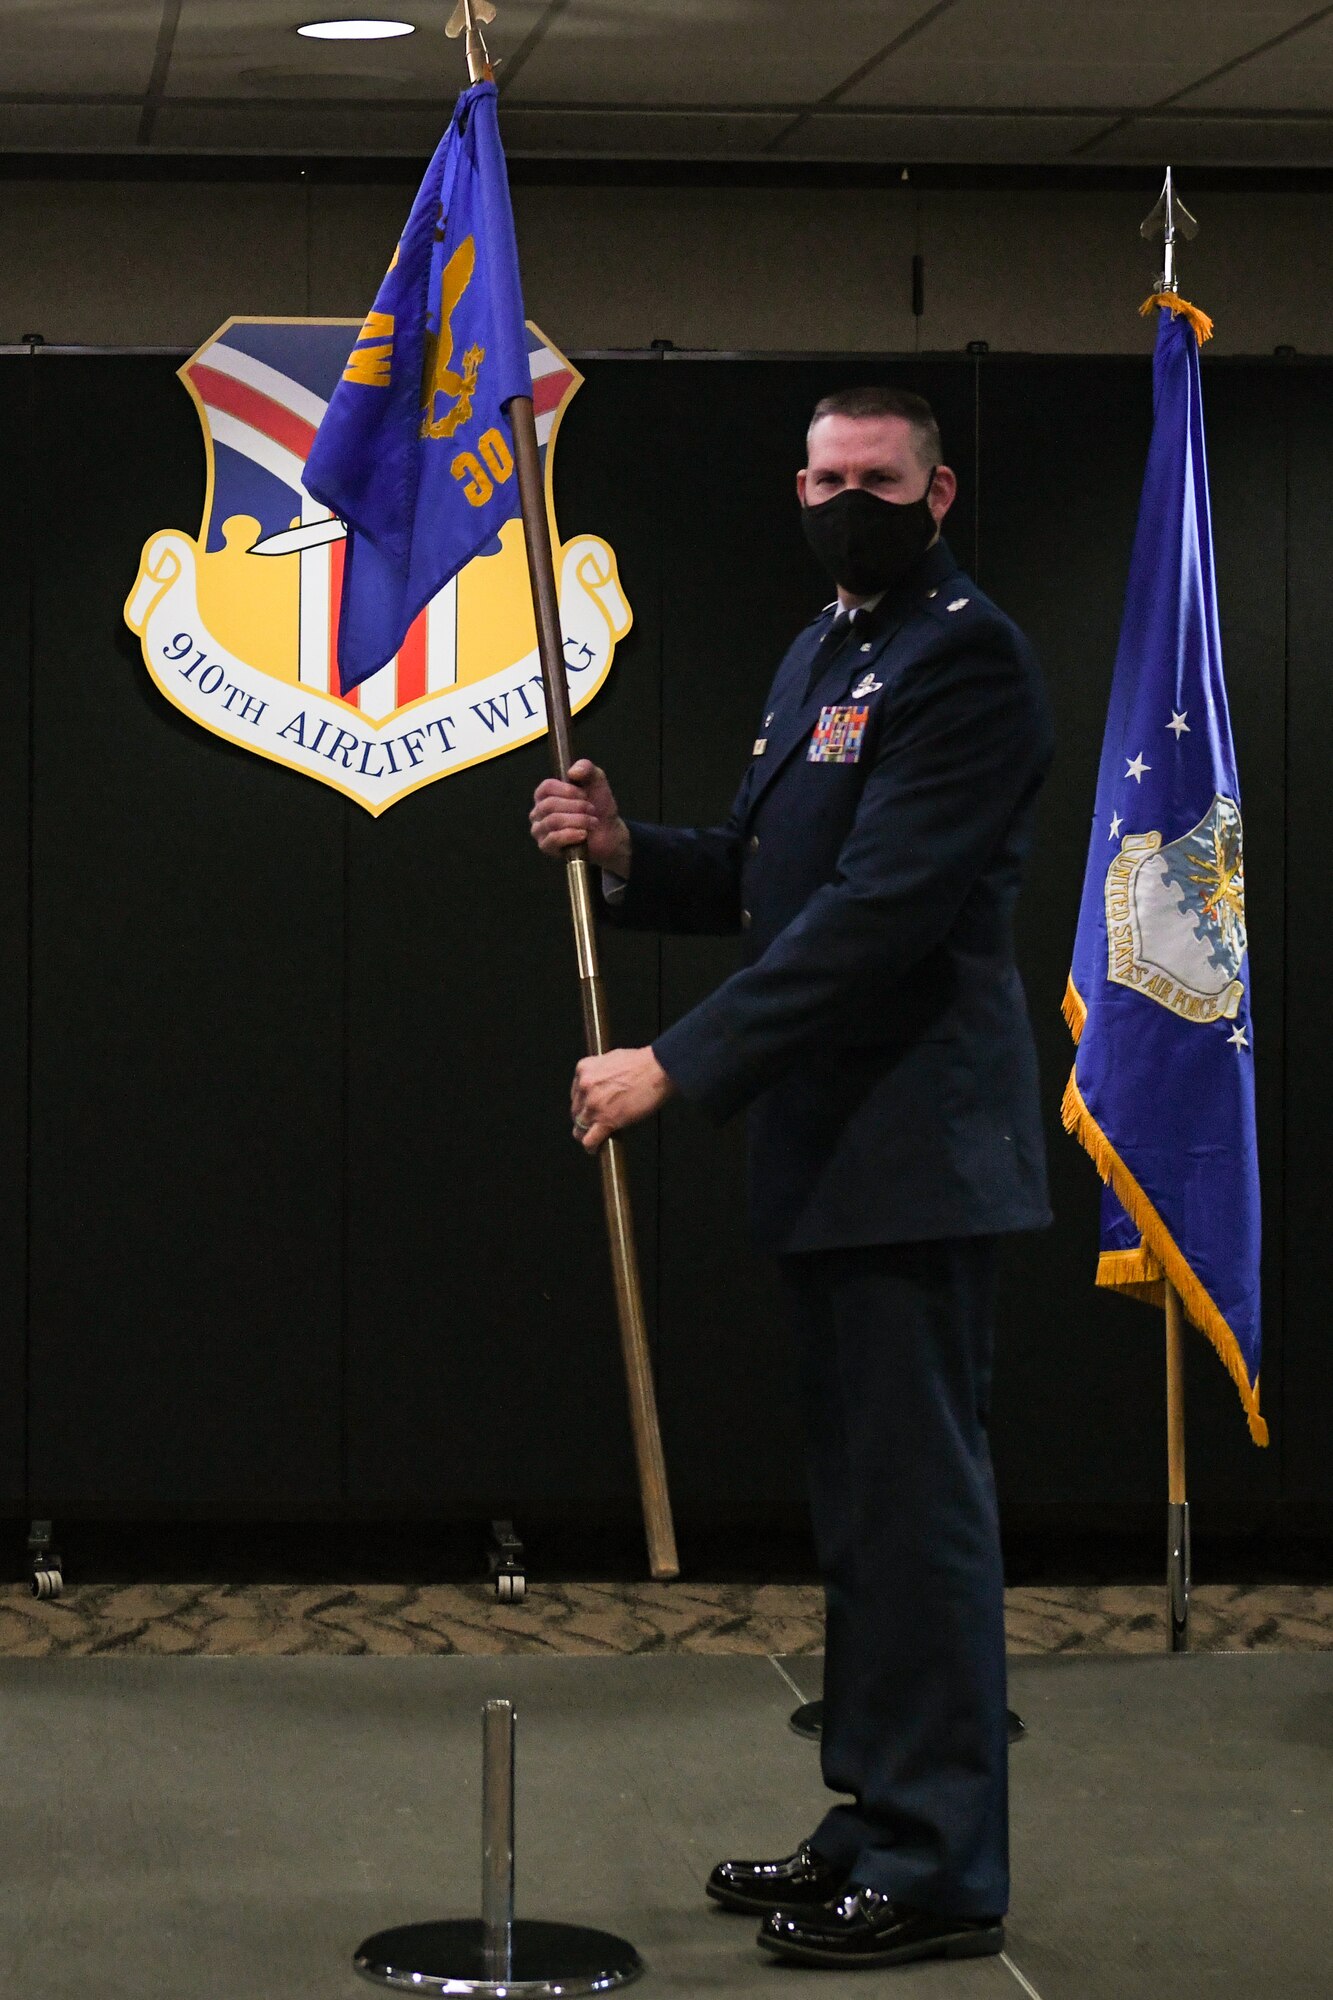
[
  {"x1": 752, "y1": 737, "x2": 767, "y2": 756},
  {"x1": 808, "y1": 704, "x2": 869, "y2": 765}
]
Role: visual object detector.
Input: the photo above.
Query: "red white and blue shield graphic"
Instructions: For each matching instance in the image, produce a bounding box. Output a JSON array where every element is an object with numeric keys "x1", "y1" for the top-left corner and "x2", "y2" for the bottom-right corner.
[{"x1": 125, "y1": 316, "x2": 632, "y2": 813}]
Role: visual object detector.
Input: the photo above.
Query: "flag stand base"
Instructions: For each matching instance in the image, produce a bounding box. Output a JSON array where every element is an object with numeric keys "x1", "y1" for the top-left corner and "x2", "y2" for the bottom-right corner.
[
  {"x1": 789, "y1": 1699, "x2": 1026, "y2": 1745},
  {"x1": 354, "y1": 1919, "x2": 644, "y2": 1997},
  {"x1": 354, "y1": 1699, "x2": 643, "y2": 1999}
]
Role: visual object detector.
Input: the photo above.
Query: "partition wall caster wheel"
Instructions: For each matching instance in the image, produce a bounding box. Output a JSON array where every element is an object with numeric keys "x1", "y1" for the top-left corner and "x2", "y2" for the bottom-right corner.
[
  {"x1": 488, "y1": 1519, "x2": 527, "y2": 1604},
  {"x1": 27, "y1": 1521, "x2": 64, "y2": 1600}
]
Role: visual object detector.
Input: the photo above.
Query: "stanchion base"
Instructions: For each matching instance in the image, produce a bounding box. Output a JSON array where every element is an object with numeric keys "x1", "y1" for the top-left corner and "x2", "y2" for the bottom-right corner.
[
  {"x1": 354, "y1": 1917, "x2": 644, "y2": 1996},
  {"x1": 788, "y1": 1698, "x2": 824, "y2": 1742},
  {"x1": 789, "y1": 1699, "x2": 1027, "y2": 1745}
]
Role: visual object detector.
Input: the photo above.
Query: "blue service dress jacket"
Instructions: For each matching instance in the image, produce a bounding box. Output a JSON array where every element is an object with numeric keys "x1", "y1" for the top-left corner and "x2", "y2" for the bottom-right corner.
[{"x1": 605, "y1": 536, "x2": 1055, "y2": 1256}]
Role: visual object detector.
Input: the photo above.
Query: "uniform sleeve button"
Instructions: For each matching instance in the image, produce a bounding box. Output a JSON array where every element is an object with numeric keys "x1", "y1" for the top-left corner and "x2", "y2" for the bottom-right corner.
[
  {"x1": 741, "y1": 909, "x2": 752, "y2": 930},
  {"x1": 748, "y1": 835, "x2": 760, "y2": 855}
]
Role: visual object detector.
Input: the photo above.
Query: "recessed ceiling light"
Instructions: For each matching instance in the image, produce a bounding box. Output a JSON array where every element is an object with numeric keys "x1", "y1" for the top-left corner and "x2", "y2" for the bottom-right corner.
[{"x1": 297, "y1": 18, "x2": 416, "y2": 39}]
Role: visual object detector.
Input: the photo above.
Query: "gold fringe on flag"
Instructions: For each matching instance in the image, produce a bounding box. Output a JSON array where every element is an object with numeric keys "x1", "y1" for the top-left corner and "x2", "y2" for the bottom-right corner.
[
  {"x1": 1058, "y1": 990, "x2": 1268, "y2": 1446},
  {"x1": 1096, "y1": 1244, "x2": 1165, "y2": 1304},
  {"x1": 1139, "y1": 292, "x2": 1214, "y2": 345},
  {"x1": 1062, "y1": 974, "x2": 1087, "y2": 1042}
]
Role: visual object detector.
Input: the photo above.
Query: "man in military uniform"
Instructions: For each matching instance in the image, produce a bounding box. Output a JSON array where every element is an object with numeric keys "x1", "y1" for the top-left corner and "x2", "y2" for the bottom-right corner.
[{"x1": 529, "y1": 386, "x2": 1053, "y2": 1970}]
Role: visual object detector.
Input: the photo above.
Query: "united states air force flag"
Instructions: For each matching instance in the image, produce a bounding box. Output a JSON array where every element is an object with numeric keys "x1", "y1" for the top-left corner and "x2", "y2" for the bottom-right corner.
[
  {"x1": 1063, "y1": 298, "x2": 1266, "y2": 1445},
  {"x1": 304, "y1": 80, "x2": 531, "y2": 692}
]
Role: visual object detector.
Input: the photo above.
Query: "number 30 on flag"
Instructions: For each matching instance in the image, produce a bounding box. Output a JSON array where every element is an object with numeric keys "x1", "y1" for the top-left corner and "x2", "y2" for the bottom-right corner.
[{"x1": 452, "y1": 426, "x2": 515, "y2": 508}]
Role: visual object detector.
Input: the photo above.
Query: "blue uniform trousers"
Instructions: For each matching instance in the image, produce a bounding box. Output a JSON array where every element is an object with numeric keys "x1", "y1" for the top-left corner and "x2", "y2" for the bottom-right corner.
[{"x1": 779, "y1": 1237, "x2": 1009, "y2": 1919}]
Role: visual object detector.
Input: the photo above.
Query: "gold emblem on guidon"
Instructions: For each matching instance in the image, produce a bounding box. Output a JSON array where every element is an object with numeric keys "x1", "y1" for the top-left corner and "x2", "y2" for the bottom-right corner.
[{"x1": 420, "y1": 235, "x2": 487, "y2": 440}]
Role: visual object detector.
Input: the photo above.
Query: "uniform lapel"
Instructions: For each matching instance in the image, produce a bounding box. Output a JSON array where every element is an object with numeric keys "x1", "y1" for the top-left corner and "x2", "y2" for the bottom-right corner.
[
  {"x1": 746, "y1": 622, "x2": 837, "y2": 798},
  {"x1": 746, "y1": 540, "x2": 960, "y2": 818}
]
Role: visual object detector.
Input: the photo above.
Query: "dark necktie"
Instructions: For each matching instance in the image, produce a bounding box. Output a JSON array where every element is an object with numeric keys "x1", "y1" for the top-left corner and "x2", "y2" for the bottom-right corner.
[{"x1": 805, "y1": 608, "x2": 857, "y2": 697}]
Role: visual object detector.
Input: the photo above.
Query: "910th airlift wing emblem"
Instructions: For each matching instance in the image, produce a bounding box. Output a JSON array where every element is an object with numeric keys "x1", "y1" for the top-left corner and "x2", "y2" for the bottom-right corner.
[
  {"x1": 1104, "y1": 795, "x2": 1247, "y2": 1023},
  {"x1": 124, "y1": 315, "x2": 631, "y2": 815}
]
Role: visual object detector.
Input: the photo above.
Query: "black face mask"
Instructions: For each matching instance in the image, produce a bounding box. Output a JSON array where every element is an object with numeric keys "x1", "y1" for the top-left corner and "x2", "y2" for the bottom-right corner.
[{"x1": 800, "y1": 473, "x2": 937, "y2": 597}]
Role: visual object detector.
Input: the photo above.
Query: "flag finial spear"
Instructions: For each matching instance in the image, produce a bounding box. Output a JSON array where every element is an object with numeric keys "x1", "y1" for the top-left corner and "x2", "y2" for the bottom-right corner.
[
  {"x1": 1140, "y1": 166, "x2": 1198, "y2": 294},
  {"x1": 446, "y1": 0, "x2": 497, "y2": 83}
]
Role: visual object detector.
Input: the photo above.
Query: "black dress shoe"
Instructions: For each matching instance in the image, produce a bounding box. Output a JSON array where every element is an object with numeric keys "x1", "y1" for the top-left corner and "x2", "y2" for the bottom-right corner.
[
  {"x1": 758, "y1": 1886, "x2": 1004, "y2": 1968},
  {"x1": 706, "y1": 1842, "x2": 850, "y2": 1915}
]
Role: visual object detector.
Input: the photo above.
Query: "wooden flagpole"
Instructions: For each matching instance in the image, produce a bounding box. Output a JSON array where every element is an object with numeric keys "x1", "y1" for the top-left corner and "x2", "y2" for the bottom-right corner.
[
  {"x1": 451, "y1": 0, "x2": 680, "y2": 1579},
  {"x1": 1141, "y1": 169, "x2": 1198, "y2": 1652},
  {"x1": 1165, "y1": 1282, "x2": 1190, "y2": 1650}
]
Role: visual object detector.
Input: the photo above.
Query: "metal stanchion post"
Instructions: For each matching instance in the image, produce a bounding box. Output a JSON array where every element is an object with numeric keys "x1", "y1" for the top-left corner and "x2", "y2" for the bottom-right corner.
[
  {"x1": 481, "y1": 1700, "x2": 515, "y2": 1985},
  {"x1": 1166, "y1": 1283, "x2": 1191, "y2": 1652},
  {"x1": 354, "y1": 1699, "x2": 644, "y2": 1996}
]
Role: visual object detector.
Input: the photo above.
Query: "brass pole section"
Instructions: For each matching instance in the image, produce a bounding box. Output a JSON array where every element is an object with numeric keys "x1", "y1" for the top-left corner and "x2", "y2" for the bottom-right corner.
[
  {"x1": 1165, "y1": 1282, "x2": 1190, "y2": 1652},
  {"x1": 451, "y1": 0, "x2": 496, "y2": 83},
  {"x1": 509, "y1": 392, "x2": 680, "y2": 1581}
]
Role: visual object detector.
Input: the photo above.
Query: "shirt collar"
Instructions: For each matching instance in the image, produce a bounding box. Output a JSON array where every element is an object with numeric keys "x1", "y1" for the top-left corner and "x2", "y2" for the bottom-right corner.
[{"x1": 835, "y1": 590, "x2": 886, "y2": 622}]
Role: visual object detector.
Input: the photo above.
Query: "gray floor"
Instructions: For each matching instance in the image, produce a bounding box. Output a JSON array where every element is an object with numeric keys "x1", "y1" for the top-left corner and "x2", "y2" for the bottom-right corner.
[{"x1": 0, "y1": 1648, "x2": 1327, "y2": 1999}]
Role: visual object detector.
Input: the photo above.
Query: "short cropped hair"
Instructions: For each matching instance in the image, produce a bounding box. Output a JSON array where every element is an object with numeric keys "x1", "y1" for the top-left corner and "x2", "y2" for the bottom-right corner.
[{"x1": 808, "y1": 386, "x2": 942, "y2": 470}]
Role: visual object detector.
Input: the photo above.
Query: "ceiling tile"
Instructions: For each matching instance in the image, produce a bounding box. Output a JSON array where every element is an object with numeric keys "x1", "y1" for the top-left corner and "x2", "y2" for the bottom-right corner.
[
  {"x1": 841, "y1": 1, "x2": 1327, "y2": 109},
  {"x1": 0, "y1": 0, "x2": 162, "y2": 94},
  {"x1": 1184, "y1": 15, "x2": 1333, "y2": 109},
  {"x1": 506, "y1": 0, "x2": 927, "y2": 107},
  {"x1": 778, "y1": 112, "x2": 1111, "y2": 164},
  {"x1": 4, "y1": 0, "x2": 1333, "y2": 163},
  {"x1": 166, "y1": 0, "x2": 546, "y2": 100}
]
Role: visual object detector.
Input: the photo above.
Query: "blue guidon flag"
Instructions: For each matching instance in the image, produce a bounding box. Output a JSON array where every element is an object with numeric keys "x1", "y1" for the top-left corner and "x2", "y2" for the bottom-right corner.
[
  {"x1": 1063, "y1": 296, "x2": 1266, "y2": 1445},
  {"x1": 304, "y1": 78, "x2": 532, "y2": 693}
]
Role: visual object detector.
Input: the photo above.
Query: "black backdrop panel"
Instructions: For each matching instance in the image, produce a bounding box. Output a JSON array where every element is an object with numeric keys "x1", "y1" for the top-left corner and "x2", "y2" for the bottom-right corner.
[
  {"x1": 2, "y1": 347, "x2": 1322, "y2": 1537},
  {"x1": 1282, "y1": 363, "x2": 1333, "y2": 1507},
  {"x1": 977, "y1": 355, "x2": 1160, "y2": 1506},
  {"x1": 0, "y1": 361, "x2": 31, "y2": 1514},
  {"x1": 24, "y1": 360, "x2": 346, "y2": 1514},
  {"x1": 343, "y1": 362, "x2": 660, "y2": 1518}
]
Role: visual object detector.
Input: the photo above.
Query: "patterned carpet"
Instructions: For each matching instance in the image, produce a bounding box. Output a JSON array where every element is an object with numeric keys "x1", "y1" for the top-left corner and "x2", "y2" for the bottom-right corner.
[{"x1": 0, "y1": 1580, "x2": 1329, "y2": 1658}]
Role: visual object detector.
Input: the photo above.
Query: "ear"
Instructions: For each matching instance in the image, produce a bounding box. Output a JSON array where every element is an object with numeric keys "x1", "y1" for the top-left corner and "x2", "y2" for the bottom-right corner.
[
  {"x1": 796, "y1": 468, "x2": 808, "y2": 507},
  {"x1": 928, "y1": 464, "x2": 958, "y2": 526}
]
